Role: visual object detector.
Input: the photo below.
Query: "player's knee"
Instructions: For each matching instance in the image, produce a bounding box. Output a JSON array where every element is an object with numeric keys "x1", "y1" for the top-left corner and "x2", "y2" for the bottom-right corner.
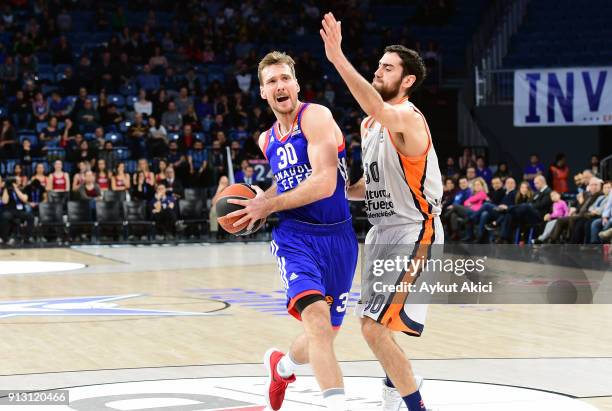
[
  {"x1": 302, "y1": 301, "x2": 334, "y2": 341},
  {"x1": 360, "y1": 317, "x2": 387, "y2": 346}
]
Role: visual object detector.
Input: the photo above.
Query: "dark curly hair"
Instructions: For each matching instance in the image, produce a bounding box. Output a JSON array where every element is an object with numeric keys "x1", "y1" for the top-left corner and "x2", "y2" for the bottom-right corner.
[{"x1": 384, "y1": 44, "x2": 427, "y2": 96}]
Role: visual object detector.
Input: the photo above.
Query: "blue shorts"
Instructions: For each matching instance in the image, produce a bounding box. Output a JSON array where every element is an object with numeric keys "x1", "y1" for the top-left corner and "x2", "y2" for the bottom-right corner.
[{"x1": 270, "y1": 218, "x2": 359, "y2": 327}]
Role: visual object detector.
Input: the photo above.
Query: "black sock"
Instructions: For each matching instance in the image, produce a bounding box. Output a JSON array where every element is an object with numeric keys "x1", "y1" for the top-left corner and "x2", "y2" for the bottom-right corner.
[
  {"x1": 384, "y1": 374, "x2": 395, "y2": 388},
  {"x1": 403, "y1": 390, "x2": 426, "y2": 411}
]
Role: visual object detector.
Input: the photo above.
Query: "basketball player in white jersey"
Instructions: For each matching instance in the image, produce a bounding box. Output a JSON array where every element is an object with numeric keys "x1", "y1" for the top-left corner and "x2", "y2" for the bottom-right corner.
[{"x1": 321, "y1": 13, "x2": 443, "y2": 411}]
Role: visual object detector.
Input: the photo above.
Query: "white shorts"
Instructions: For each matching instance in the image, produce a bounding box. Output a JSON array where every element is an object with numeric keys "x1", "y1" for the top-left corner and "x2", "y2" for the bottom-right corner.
[{"x1": 356, "y1": 217, "x2": 444, "y2": 336}]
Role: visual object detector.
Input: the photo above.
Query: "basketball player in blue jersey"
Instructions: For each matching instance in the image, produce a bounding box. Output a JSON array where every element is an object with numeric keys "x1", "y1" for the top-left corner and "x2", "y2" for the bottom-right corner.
[
  {"x1": 227, "y1": 51, "x2": 358, "y2": 411},
  {"x1": 321, "y1": 13, "x2": 444, "y2": 411}
]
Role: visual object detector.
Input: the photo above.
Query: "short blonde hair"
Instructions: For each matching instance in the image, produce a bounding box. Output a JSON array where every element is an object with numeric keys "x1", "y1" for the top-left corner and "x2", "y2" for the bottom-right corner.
[{"x1": 258, "y1": 51, "x2": 296, "y2": 84}]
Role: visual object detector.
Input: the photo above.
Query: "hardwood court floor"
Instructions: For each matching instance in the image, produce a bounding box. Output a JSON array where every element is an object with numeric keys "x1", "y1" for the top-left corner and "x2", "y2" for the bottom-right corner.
[{"x1": 0, "y1": 244, "x2": 610, "y2": 410}]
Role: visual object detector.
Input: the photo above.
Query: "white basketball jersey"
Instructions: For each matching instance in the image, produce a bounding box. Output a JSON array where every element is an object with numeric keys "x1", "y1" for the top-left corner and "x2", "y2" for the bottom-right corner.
[{"x1": 361, "y1": 99, "x2": 442, "y2": 225}]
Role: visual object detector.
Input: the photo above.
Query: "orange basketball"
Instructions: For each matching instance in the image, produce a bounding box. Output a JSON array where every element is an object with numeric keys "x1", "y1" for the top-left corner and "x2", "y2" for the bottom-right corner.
[{"x1": 216, "y1": 183, "x2": 266, "y2": 235}]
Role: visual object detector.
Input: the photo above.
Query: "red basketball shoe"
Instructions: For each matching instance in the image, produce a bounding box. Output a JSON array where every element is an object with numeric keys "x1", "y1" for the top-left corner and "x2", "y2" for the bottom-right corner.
[{"x1": 263, "y1": 348, "x2": 296, "y2": 410}]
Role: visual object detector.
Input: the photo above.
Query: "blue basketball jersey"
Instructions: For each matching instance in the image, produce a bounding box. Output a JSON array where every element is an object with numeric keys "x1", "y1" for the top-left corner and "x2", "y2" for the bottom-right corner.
[{"x1": 264, "y1": 103, "x2": 350, "y2": 225}]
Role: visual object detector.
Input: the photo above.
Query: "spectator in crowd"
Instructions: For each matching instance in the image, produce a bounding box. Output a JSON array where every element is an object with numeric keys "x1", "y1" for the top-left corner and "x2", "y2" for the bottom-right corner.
[
  {"x1": 523, "y1": 153, "x2": 545, "y2": 190},
  {"x1": 591, "y1": 185, "x2": 612, "y2": 243},
  {"x1": 132, "y1": 170, "x2": 155, "y2": 202},
  {"x1": 236, "y1": 165, "x2": 255, "y2": 185},
  {"x1": 134, "y1": 158, "x2": 155, "y2": 187},
  {"x1": 0, "y1": 118, "x2": 18, "y2": 158},
  {"x1": 549, "y1": 153, "x2": 569, "y2": 194},
  {"x1": 163, "y1": 166, "x2": 184, "y2": 199},
  {"x1": 39, "y1": 116, "x2": 61, "y2": 145},
  {"x1": 147, "y1": 116, "x2": 168, "y2": 158},
  {"x1": 502, "y1": 175, "x2": 552, "y2": 242},
  {"x1": 150, "y1": 182, "x2": 177, "y2": 239},
  {"x1": 465, "y1": 166, "x2": 477, "y2": 183},
  {"x1": 95, "y1": 158, "x2": 111, "y2": 192},
  {"x1": 195, "y1": 94, "x2": 214, "y2": 120},
  {"x1": 18, "y1": 139, "x2": 38, "y2": 172},
  {"x1": 475, "y1": 156, "x2": 492, "y2": 185},
  {"x1": 589, "y1": 154, "x2": 600, "y2": 177},
  {"x1": 51, "y1": 35, "x2": 73, "y2": 65},
  {"x1": 134, "y1": 89, "x2": 152, "y2": 117},
  {"x1": 493, "y1": 161, "x2": 511, "y2": 182},
  {"x1": 111, "y1": 161, "x2": 131, "y2": 192},
  {"x1": 444, "y1": 157, "x2": 459, "y2": 180},
  {"x1": 548, "y1": 177, "x2": 603, "y2": 243},
  {"x1": 11, "y1": 163, "x2": 29, "y2": 189},
  {"x1": 570, "y1": 179, "x2": 609, "y2": 243},
  {"x1": 179, "y1": 124, "x2": 196, "y2": 151},
  {"x1": 76, "y1": 98, "x2": 99, "y2": 132},
  {"x1": 59, "y1": 118, "x2": 76, "y2": 148},
  {"x1": 77, "y1": 170, "x2": 102, "y2": 201},
  {"x1": 161, "y1": 101, "x2": 182, "y2": 132},
  {"x1": 537, "y1": 191, "x2": 570, "y2": 243},
  {"x1": 209, "y1": 140, "x2": 227, "y2": 184},
  {"x1": 188, "y1": 139, "x2": 208, "y2": 187},
  {"x1": 76, "y1": 139, "x2": 97, "y2": 168},
  {"x1": 10, "y1": 90, "x2": 32, "y2": 130},
  {"x1": 59, "y1": 66, "x2": 79, "y2": 95},
  {"x1": 49, "y1": 91, "x2": 72, "y2": 120},
  {"x1": 31, "y1": 92, "x2": 49, "y2": 123},
  {"x1": 100, "y1": 103, "x2": 123, "y2": 131},
  {"x1": 0, "y1": 55, "x2": 19, "y2": 96},
  {"x1": 72, "y1": 160, "x2": 90, "y2": 192},
  {"x1": 441, "y1": 177, "x2": 458, "y2": 211},
  {"x1": 156, "y1": 159, "x2": 168, "y2": 184},
  {"x1": 182, "y1": 105, "x2": 200, "y2": 131},
  {"x1": 175, "y1": 87, "x2": 193, "y2": 116},
  {"x1": 483, "y1": 177, "x2": 517, "y2": 237},
  {"x1": 167, "y1": 140, "x2": 188, "y2": 180},
  {"x1": 243, "y1": 131, "x2": 265, "y2": 160},
  {"x1": 99, "y1": 140, "x2": 116, "y2": 172},
  {"x1": 447, "y1": 177, "x2": 488, "y2": 241},
  {"x1": 47, "y1": 160, "x2": 70, "y2": 193},
  {"x1": 149, "y1": 46, "x2": 168, "y2": 73},
  {"x1": 1, "y1": 176, "x2": 35, "y2": 245},
  {"x1": 24, "y1": 177, "x2": 46, "y2": 216},
  {"x1": 137, "y1": 64, "x2": 160, "y2": 92},
  {"x1": 459, "y1": 147, "x2": 476, "y2": 171},
  {"x1": 30, "y1": 163, "x2": 48, "y2": 187},
  {"x1": 127, "y1": 113, "x2": 148, "y2": 159}
]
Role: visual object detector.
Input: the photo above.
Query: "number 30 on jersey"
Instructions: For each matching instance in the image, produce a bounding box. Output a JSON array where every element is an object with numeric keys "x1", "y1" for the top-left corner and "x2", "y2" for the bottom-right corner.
[{"x1": 276, "y1": 143, "x2": 298, "y2": 169}]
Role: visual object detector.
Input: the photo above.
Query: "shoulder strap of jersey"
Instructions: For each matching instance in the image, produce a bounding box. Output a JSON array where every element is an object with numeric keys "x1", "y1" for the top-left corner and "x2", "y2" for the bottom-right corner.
[
  {"x1": 262, "y1": 127, "x2": 273, "y2": 160},
  {"x1": 297, "y1": 102, "x2": 310, "y2": 127}
]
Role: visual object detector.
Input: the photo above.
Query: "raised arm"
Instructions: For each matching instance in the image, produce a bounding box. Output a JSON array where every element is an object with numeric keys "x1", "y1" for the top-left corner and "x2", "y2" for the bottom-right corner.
[{"x1": 320, "y1": 12, "x2": 428, "y2": 157}]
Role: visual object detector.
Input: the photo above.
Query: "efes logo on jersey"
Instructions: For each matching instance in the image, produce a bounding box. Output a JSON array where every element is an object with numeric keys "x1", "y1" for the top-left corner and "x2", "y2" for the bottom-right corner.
[{"x1": 325, "y1": 295, "x2": 334, "y2": 306}]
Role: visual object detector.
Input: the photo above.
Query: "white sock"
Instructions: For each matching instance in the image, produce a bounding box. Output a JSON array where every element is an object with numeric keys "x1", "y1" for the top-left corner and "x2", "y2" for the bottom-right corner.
[
  {"x1": 276, "y1": 352, "x2": 300, "y2": 378},
  {"x1": 322, "y1": 388, "x2": 346, "y2": 410}
]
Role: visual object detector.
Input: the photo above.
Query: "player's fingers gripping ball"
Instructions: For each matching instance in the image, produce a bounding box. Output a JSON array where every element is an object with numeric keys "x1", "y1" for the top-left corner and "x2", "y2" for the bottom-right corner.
[{"x1": 216, "y1": 183, "x2": 266, "y2": 235}]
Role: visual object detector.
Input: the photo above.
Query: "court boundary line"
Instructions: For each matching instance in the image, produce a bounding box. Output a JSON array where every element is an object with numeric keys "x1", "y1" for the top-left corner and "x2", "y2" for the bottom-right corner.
[
  {"x1": 0, "y1": 375, "x2": 593, "y2": 402},
  {"x1": 1, "y1": 356, "x2": 611, "y2": 377}
]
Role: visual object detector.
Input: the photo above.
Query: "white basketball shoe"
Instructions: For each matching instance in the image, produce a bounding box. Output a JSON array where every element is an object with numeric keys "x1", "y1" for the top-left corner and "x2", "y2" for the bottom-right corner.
[{"x1": 381, "y1": 375, "x2": 424, "y2": 411}]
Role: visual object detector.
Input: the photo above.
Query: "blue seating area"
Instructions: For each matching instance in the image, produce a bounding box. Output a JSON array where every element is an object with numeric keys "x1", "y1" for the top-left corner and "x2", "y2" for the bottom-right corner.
[{"x1": 503, "y1": 0, "x2": 612, "y2": 68}]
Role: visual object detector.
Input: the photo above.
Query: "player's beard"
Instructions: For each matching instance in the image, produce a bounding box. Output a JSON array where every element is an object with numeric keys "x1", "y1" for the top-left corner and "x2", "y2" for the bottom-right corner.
[
  {"x1": 273, "y1": 96, "x2": 297, "y2": 115},
  {"x1": 373, "y1": 78, "x2": 403, "y2": 102}
]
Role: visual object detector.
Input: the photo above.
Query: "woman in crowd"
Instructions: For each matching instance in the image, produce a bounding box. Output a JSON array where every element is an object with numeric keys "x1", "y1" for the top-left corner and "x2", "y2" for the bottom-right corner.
[
  {"x1": 47, "y1": 160, "x2": 70, "y2": 193},
  {"x1": 95, "y1": 158, "x2": 112, "y2": 192},
  {"x1": 30, "y1": 163, "x2": 48, "y2": 187},
  {"x1": 111, "y1": 161, "x2": 131, "y2": 192},
  {"x1": 549, "y1": 153, "x2": 569, "y2": 193},
  {"x1": 72, "y1": 160, "x2": 90, "y2": 192}
]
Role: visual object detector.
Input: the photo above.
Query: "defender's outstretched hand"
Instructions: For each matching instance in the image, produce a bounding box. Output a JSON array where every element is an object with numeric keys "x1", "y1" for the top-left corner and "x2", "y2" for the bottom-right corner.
[{"x1": 320, "y1": 12, "x2": 344, "y2": 65}]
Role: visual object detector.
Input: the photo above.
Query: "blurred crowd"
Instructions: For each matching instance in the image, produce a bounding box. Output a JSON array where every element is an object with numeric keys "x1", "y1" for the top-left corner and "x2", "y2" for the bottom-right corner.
[{"x1": 440, "y1": 149, "x2": 610, "y2": 245}]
